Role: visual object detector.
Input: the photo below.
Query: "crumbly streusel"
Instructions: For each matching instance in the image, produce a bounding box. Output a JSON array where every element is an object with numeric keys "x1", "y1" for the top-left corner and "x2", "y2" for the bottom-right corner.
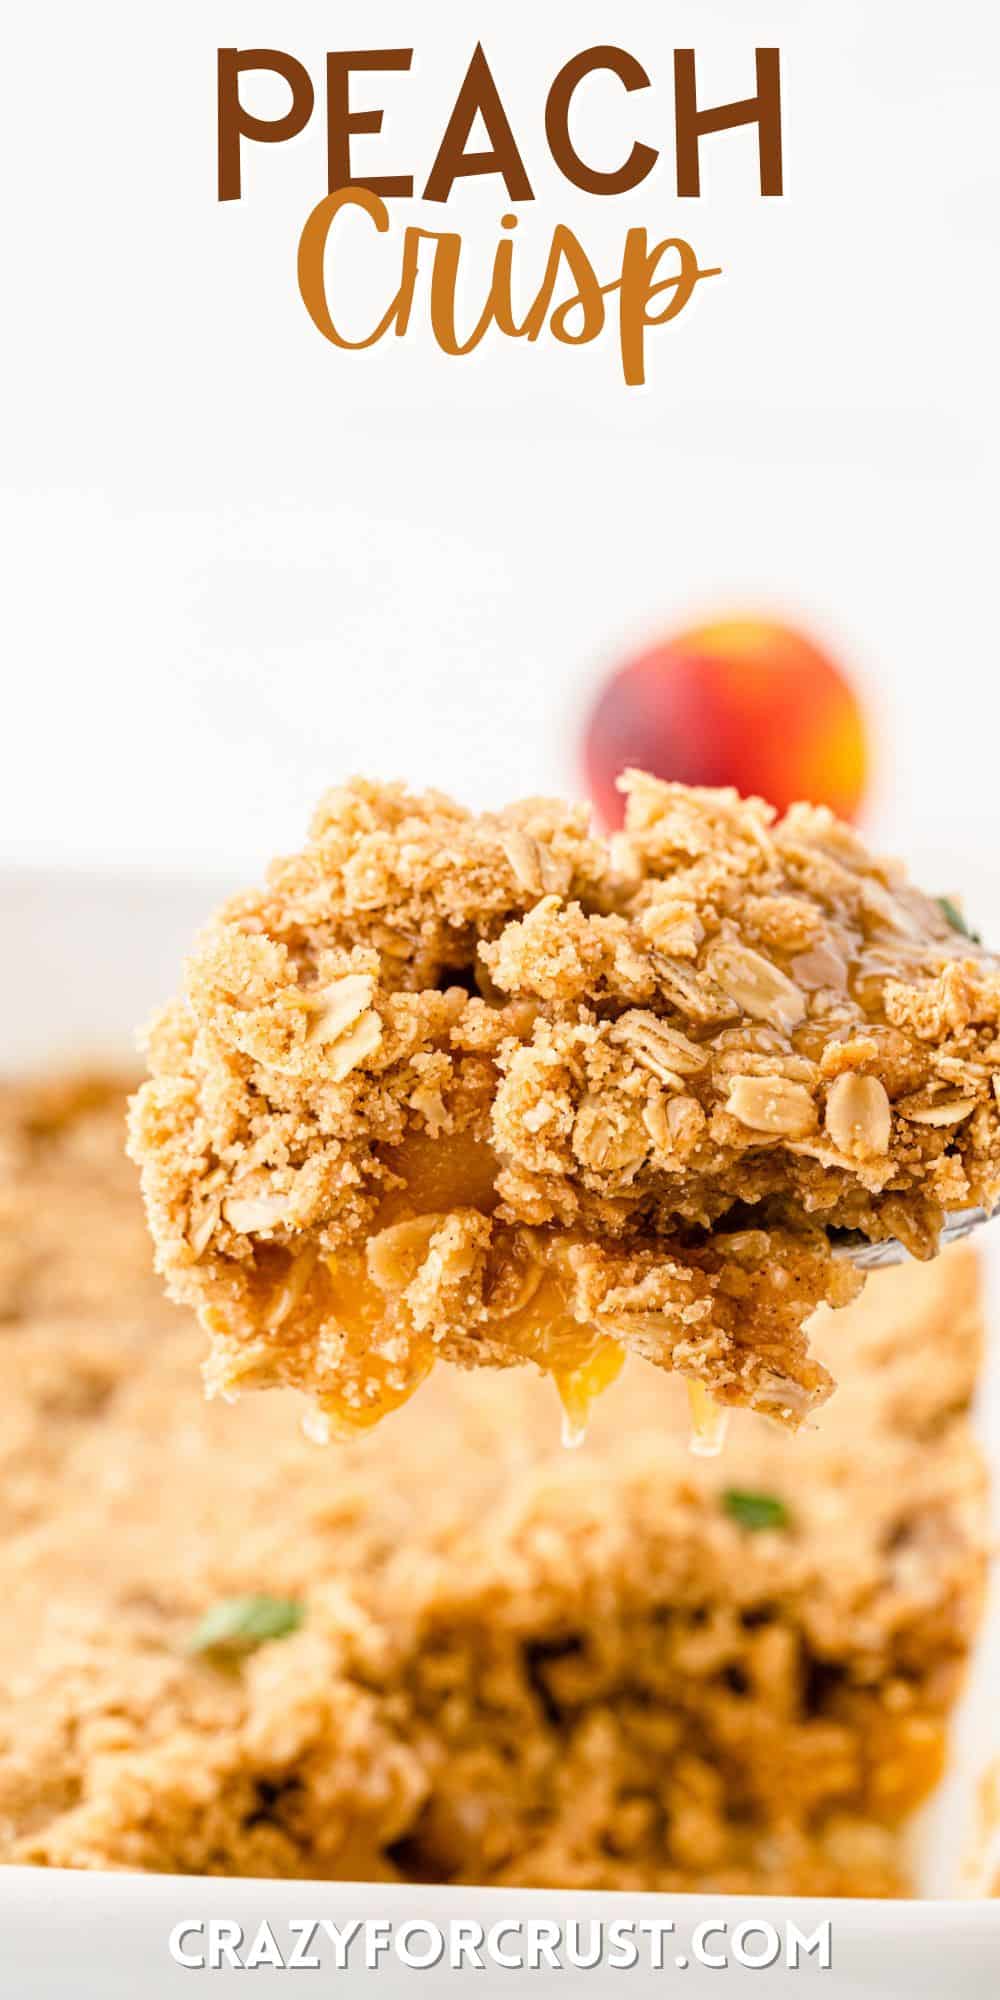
[
  {"x1": 0, "y1": 1078, "x2": 988, "y2": 1894},
  {"x1": 127, "y1": 773, "x2": 1000, "y2": 1434}
]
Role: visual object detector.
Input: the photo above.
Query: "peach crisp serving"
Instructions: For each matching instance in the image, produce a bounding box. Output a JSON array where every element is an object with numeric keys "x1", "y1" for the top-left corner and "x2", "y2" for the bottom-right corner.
[{"x1": 128, "y1": 773, "x2": 1000, "y2": 1441}]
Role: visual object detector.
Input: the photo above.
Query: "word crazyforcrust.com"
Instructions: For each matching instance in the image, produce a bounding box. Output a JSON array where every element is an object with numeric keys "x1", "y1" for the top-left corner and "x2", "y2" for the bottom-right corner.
[{"x1": 168, "y1": 1912, "x2": 834, "y2": 1974}]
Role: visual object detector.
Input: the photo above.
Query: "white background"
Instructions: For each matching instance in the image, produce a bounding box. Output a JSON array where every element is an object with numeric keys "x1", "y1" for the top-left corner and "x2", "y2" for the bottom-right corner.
[{"x1": 1, "y1": 1, "x2": 998, "y2": 876}]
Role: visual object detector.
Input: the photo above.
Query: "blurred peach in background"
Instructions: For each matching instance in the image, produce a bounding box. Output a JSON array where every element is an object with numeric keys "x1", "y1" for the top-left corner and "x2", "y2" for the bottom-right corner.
[{"x1": 583, "y1": 616, "x2": 869, "y2": 829}]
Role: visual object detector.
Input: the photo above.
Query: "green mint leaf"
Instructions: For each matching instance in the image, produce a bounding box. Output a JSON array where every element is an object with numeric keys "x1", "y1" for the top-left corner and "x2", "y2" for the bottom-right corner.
[
  {"x1": 937, "y1": 896, "x2": 982, "y2": 945},
  {"x1": 722, "y1": 1488, "x2": 790, "y2": 1532},
  {"x1": 188, "y1": 1594, "x2": 305, "y2": 1658}
]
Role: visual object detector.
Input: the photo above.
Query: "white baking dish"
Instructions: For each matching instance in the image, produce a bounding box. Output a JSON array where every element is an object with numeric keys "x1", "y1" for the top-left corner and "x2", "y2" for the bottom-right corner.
[{"x1": 2, "y1": 862, "x2": 998, "y2": 1994}]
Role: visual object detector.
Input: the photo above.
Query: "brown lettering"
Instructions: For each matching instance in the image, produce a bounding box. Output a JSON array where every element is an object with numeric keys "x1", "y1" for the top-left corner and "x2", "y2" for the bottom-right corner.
[
  {"x1": 546, "y1": 46, "x2": 658, "y2": 196},
  {"x1": 423, "y1": 43, "x2": 534, "y2": 203},
  {"x1": 218, "y1": 48, "x2": 315, "y2": 203},
  {"x1": 674, "y1": 48, "x2": 783, "y2": 197},
  {"x1": 326, "y1": 51, "x2": 414, "y2": 198}
]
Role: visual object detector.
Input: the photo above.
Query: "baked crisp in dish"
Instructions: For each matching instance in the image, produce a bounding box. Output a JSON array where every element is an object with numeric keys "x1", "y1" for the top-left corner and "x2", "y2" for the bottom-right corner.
[
  {"x1": 0, "y1": 1078, "x2": 987, "y2": 1893},
  {"x1": 128, "y1": 774, "x2": 1000, "y2": 1435}
]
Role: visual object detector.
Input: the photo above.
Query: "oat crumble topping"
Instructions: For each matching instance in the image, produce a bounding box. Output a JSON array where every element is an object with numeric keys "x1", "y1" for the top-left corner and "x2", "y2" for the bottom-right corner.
[{"x1": 127, "y1": 773, "x2": 1000, "y2": 1435}]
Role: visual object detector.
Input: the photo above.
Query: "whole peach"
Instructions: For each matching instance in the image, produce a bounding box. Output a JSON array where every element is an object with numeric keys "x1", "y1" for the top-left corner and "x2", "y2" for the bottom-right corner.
[{"x1": 583, "y1": 617, "x2": 868, "y2": 828}]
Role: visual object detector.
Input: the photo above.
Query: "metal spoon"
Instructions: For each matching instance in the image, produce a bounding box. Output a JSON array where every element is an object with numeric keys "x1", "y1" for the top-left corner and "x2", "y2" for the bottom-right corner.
[{"x1": 830, "y1": 1205, "x2": 995, "y2": 1272}]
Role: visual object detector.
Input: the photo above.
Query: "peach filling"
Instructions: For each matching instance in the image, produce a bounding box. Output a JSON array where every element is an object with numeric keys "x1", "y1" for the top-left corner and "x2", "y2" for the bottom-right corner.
[
  {"x1": 376, "y1": 1128, "x2": 501, "y2": 1226},
  {"x1": 310, "y1": 1253, "x2": 617, "y2": 1444},
  {"x1": 281, "y1": 1128, "x2": 629, "y2": 1442},
  {"x1": 318, "y1": 1250, "x2": 436, "y2": 1438},
  {"x1": 281, "y1": 1128, "x2": 726, "y2": 1450},
  {"x1": 478, "y1": 1265, "x2": 626, "y2": 1447},
  {"x1": 686, "y1": 1380, "x2": 732, "y2": 1459}
]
